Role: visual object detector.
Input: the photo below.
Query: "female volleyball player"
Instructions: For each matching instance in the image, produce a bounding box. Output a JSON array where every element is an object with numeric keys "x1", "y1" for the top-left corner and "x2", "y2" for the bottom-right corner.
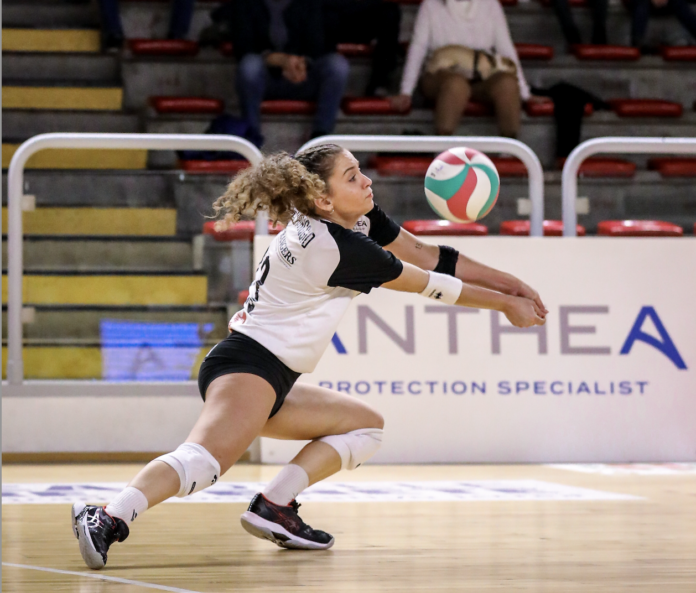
[{"x1": 72, "y1": 144, "x2": 547, "y2": 569}]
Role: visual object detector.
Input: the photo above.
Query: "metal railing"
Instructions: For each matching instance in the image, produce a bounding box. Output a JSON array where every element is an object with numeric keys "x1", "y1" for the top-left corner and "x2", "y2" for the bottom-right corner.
[
  {"x1": 562, "y1": 137, "x2": 696, "y2": 237},
  {"x1": 5, "y1": 133, "x2": 264, "y2": 385},
  {"x1": 299, "y1": 135, "x2": 545, "y2": 236}
]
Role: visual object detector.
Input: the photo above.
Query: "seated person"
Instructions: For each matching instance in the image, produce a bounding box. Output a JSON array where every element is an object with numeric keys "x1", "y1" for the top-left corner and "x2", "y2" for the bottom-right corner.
[
  {"x1": 232, "y1": 0, "x2": 350, "y2": 142},
  {"x1": 97, "y1": 0, "x2": 195, "y2": 51},
  {"x1": 392, "y1": 0, "x2": 540, "y2": 138},
  {"x1": 552, "y1": 0, "x2": 608, "y2": 46},
  {"x1": 630, "y1": 0, "x2": 696, "y2": 49},
  {"x1": 323, "y1": 0, "x2": 402, "y2": 96}
]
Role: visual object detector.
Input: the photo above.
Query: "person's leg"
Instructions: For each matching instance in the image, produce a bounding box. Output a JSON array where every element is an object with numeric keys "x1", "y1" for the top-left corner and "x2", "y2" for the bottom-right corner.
[
  {"x1": 590, "y1": 0, "x2": 609, "y2": 44},
  {"x1": 168, "y1": 0, "x2": 196, "y2": 39},
  {"x1": 310, "y1": 53, "x2": 350, "y2": 135},
  {"x1": 96, "y1": 0, "x2": 123, "y2": 37},
  {"x1": 631, "y1": 0, "x2": 652, "y2": 46},
  {"x1": 235, "y1": 54, "x2": 268, "y2": 138},
  {"x1": 73, "y1": 373, "x2": 275, "y2": 569},
  {"x1": 553, "y1": 0, "x2": 582, "y2": 45},
  {"x1": 261, "y1": 382, "x2": 385, "y2": 491},
  {"x1": 423, "y1": 71, "x2": 472, "y2": 136},
  {"x1": 238, "y1": 382, "x2": 383, "y2": 550},
  {"x1": 475, "y1": 72, "x2": 521, "y2": 139},
  {"x1": 367, "y1": 1, "x2": 401, "y2": 95},
  {"x1": 669, "y1": 0, "x2": 696, "y2": 41}
]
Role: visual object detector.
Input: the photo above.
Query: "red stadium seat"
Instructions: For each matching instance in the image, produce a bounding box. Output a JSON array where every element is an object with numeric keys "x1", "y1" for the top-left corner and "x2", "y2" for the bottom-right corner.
[
  {"x1": 573, "y1": 44, "x2": 640, "y2": 60},
  {"x1": 660, "y1": 46, "x2": 696, "y2": 61},
  {"x1": 261, "y1": 100, "x2": 317, "y2": 114},
  {"x1": 219, "y1": 41, "x2": 234, "y2": 56},
  {"x1": 609, "y1": 99, "x2": 683, "y2": 117},
  {"x1": 558, "y1": 157, "x2": 637, "y2": 177},
  {"x1": 337, "y1": 43, "x2": 373, "y2": 57},
  {"x1": 515, "y1": 43, "x2": 554, "y2": 60},
  {"x1": 179, "y1": 160, "x2": 250, "y2": 174},
  {"x1": 647, "y1": 157, "x2": 696, "y2": 177},
  {"x1": 369, "y1": 156, "x2": 527, "y2": 178},
  {"x1": 342, "y1": 97, "x2": 411, "y2": 115},
  {"x1": 500, "y1": 220, "x2": 587, "y2": 236},
  {"x1": 402, "y1": 220, "x2": 488, "y2": 235},
  {"x1": 369, "y1": 156, "x2": 431, "y2": 176},
  {"x1": 524, "y1": 99, "x2": 593, "y2": 117},
  {"x1": 149, "y1": 96, "x2": 224, "y2": 114},
  {"x1": 203, "y1": 220, "x2": 283, "y2": 241},
  {"x1": 491, "y1": 157, "x2": 528, "y2": 177},
  {"x1": 597, "y1": 220, "x2": 683, "y2": 236},
  {"x1": 464, "y1": 101, "x2": 493, "y2": 116},
  {"x1": 128, "y1": 39, "x2": 199, "y2": 56}
]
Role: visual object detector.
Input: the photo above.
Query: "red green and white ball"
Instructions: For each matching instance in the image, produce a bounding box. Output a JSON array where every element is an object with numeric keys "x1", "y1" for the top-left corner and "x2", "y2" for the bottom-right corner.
[{"x1": 424, "y1": 147, "x2": 500, "y2": 223}]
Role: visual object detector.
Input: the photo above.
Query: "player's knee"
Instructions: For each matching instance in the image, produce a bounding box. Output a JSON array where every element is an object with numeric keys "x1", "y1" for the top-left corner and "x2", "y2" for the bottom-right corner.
[
  {"x1": 318, "y1": 428, "x2": 383, "y2": 471},
  {"x1": 155, "y1": 443, "x2": 221, "y2": 498}
]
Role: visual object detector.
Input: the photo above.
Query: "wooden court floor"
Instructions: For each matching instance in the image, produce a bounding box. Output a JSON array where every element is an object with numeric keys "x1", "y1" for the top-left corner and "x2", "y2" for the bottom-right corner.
[{"x1": 2, "y1": 463, "x2": 695, "y2": 592}]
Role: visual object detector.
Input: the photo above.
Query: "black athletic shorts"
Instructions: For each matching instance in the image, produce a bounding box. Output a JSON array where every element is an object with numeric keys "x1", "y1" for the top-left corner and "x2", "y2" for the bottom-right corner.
[{"x1": 197, "y1": 331, "x2": 302, "y2": 418}]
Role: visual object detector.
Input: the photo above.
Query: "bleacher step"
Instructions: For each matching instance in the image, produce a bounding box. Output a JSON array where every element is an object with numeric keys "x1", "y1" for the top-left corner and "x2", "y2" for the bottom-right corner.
[
  {"x1": 2, "y1": 29, "x2": 100, "y2": 53},
  {"x1": 2, "y1": 144, "x2": 147, "y2": 170},
  {"x1": 2, "y1": 3, "x2": 99, "y2": 28},
  {"x1": 2, "y1": 237, "x2": 193, "y2": 270},
  {"x1": 3, "y1": 54, "x2": 119, "y2": 83},
  {"x1": 1, "y1": 272, "x2": 208, "y2": 306},
  {"x1": 3, "y1": 86, "x2": 123, "y2": 111},
  {"x1": 1, "y1": 207, "x2": 177, "y2": 236},
  {"x1": 3, "y1": 111, "x2": 139, "y2": 139}
]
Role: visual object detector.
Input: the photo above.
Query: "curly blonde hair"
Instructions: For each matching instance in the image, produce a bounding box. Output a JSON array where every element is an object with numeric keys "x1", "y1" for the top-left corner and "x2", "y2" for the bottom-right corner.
[{"x1": 212, "y1": 144, "x2": 344, "y2": 228}]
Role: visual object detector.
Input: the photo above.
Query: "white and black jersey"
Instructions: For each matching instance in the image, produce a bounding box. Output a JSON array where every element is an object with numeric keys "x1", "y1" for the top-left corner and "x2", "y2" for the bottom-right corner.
[{"x1": 229, "y1": 204, "x2": 403, "y2": 373}]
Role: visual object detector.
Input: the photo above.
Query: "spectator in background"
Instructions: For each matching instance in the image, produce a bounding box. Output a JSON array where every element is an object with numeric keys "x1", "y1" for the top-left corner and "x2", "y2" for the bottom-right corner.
[
  {"x1": 323, "y1": 0, "x2": 402, "y2": 96},
  {"x1": 630, "y1": 0, "x2": 696, "y2": 49},
  {"x1": 552, "y1": 0, "x2": 608, "y2": 46},
  {"x1": 97, "y1": 0, "x2": 196, "y2": 51},
  {"x1": 392, "y1": 0, "x2": 540, "y2": 138},
  {"x1": 232, "y1": 0, "x2": 350, "y2": 143}
]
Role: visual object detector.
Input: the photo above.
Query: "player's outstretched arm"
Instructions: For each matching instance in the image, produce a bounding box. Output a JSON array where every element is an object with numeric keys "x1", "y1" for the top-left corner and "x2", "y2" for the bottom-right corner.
[
  {"x1": 382, "y1": 262, "x2": 545, "y2": 328},
  {"x1": 384, "y1": 228, "x2": 548, "y2": 318}
]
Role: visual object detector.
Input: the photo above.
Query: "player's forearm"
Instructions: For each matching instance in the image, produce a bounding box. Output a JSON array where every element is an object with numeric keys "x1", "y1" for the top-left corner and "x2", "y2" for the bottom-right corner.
[
  {"x1": 454, "y1": 281, "x2": 512, "y2": 312},
  {"x1": 455, "y1": 254, "x2": 520, "y2": 295}
]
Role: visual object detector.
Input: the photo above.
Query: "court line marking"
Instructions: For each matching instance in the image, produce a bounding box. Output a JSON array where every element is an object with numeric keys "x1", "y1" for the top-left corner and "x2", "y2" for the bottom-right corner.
[{"x1": 2, "y1": 562, "x2": 203, "y2": 593}]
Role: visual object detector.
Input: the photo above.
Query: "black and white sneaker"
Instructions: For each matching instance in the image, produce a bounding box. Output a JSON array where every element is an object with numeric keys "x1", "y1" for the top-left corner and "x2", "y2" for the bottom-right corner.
[
  {"x1": 240, "y1": 493, "x2": 334, "y2": 550},
  {"x1": 71, "y1": 503, "x2": 129, "y2": 569}
]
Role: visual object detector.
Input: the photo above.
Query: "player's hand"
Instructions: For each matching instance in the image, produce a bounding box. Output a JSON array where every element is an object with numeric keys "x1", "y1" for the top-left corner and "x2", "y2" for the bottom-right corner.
[
  {"x1": 389, "y1": 94, "x2": 412, "y2": 113},
  {"x1": 283, "y1": 55, "x2": 307, "y2": 84},
  {"x1": 509, "y1": 280, "x2": 548, "y2": 318},
  {"x1": 502, "y1": 295, "x2": 546, "y2": 328}
]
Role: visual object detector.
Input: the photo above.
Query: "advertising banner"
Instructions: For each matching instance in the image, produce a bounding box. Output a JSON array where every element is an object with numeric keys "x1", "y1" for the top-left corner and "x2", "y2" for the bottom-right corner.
[{"x1": 257, "y1": 237, "x2": 696, "y2": 463}]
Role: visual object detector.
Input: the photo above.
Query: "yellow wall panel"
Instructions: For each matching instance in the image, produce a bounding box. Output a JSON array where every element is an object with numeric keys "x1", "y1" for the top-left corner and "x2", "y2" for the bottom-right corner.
[
  {"x1": 3, "y1": 87, "x2": 123, "y2": 111},
  {"x1": 1, "y1": 208, "x2": 176, "y2": 236},
  {"x1": 1, "y1": 347, "x2": 102, "y2": 379},
  {"x1": 2, "y1": 144, "x2": 147, "y2": 170},
  {"x1": 1, "y1": 346, "x2": 208, "y2": 379},
  {"x1": 2, "y1": 29, "x2": 100, "y2": 53},
  {"x1": 1, "y1": 275, "x2": 208, "y2": 305}
]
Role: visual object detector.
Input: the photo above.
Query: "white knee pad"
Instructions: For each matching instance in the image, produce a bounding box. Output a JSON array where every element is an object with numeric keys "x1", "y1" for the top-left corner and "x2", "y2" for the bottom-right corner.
[
  {"x1": 155, "y1": 443, "x2": 221, "y2": 498},
  {"x1": 318, "y1": 428, "x2": 383, "y2": 471}
]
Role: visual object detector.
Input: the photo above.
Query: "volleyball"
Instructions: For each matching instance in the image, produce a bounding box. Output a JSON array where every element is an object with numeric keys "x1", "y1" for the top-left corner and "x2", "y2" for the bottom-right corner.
[{"x1": 424, "y1": 147, "x2": 500, "y2": 223}]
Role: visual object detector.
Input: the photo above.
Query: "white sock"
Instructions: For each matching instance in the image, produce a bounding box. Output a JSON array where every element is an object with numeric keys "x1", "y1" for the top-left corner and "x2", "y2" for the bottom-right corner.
[
  {"x1": 262, "y1": 464, "x2": 309, "y2": 506},
  {"x1": 105, "y1": 486, "x2": 149, "y2": 526}
]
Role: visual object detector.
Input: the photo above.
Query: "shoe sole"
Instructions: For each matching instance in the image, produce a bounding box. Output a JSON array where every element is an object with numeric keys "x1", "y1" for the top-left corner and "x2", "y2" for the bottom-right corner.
[
  {"x1": 71, "y1": 502, "x2": 106, "y2": 570},
  {"x1": 240, "y1": 511, "x2": 334, "y2": 550}
]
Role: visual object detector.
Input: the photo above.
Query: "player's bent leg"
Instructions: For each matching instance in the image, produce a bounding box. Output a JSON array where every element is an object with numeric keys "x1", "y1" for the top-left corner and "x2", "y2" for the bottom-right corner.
[
  {"x1": 72, "y1": 373, "x2": 276, "y2": 569},
  {"x1": 239, "y1": 384, "x2": 384, "y2": 550}
]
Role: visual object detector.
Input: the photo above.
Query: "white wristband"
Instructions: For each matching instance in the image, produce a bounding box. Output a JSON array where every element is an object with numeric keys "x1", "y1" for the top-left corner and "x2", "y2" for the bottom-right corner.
[{"x1": 419, "y1": 271, "x2": 463, "y2": 305}]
